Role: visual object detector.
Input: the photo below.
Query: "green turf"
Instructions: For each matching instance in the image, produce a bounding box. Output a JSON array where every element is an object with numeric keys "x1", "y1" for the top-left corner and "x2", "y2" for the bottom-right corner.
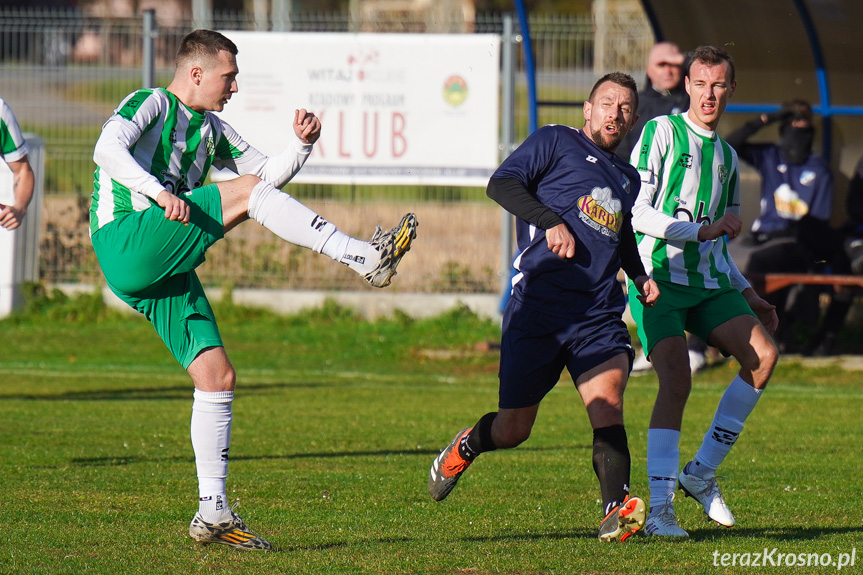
[{"x1": 1, "y1": 292, "x2": 861, "y2": 574}]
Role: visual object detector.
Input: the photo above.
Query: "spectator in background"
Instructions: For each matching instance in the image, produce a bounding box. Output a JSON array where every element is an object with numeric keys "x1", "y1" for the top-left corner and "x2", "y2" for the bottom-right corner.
[
  {"x1": 804, "y1": 154, "x2": 863, "y2": 355},
  {"x1": 0, "y1": 98, "x2": 35, "y2": 231},
  {"x1": 615, "y1": 41, "x2": 688, "y2": 162},
  {"x1": 725, "y1": 100, "x2": 834, "y2": 352}
]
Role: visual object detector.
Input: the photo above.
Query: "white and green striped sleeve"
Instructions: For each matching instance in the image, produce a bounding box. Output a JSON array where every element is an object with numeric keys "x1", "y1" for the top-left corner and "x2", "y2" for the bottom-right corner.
[
  {"x1": 213, "y1": 118, "x2": 312, "y2": 189},
  {"x1": 93, "y1": 90, "x2": 166, "y2": 201},
  {"x1": 0, "y1": 99, "x2": 29, "y2": 163}
]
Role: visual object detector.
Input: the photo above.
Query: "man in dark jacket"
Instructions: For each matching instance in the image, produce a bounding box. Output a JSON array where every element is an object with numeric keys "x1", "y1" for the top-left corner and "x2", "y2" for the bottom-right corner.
[{"x1": 615, "y1": 41, "x2": 688, "y2": 161}]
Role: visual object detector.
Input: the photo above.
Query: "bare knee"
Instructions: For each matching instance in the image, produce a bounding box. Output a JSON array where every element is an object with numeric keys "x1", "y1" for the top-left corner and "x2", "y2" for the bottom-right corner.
[
  {"x1": 188, "y1": 347, "x2": 237, "y2": 392},
  {"x1": 219, "y1": 365, "x2": 237, "y2": 391},
  {"x1": 740, "y1": 338, "x2": 779, "y2": 389}
]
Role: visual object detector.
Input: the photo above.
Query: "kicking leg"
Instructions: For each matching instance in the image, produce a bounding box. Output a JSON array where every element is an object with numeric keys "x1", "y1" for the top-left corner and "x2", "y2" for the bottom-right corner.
[{"x1": 218, "y1": 175, "x2": 417, "y2": 287}]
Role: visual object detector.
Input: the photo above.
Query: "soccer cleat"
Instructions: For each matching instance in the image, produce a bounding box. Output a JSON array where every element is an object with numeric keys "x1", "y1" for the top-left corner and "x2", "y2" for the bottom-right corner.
[
  {"x1": 363, "y1": 213, "x2": 418, "y2": 288},
  {"x1": 428, "y1": 428, "x2": 473, "y2": 501},
  {"x1": 189, "y1": 507, "x2": 273, "y2": 551},
  {"x1": 679, "y1": 462, "x2": 735, "y2": 527},
  {"x1": 598, "y1": 495, "x2": 646, "y2": 542},
  {"x1": 644, "y1": 494, "x2": 689, "y2": 538}
]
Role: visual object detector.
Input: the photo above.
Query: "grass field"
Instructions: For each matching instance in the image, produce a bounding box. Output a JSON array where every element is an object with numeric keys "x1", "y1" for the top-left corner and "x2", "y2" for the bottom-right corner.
[{"x1": 1, "y1": 292, "x2": 862, "y2": 574}]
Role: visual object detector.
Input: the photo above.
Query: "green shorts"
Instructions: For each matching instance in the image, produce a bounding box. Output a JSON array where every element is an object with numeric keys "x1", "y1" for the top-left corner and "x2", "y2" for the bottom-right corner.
[
  {"x1": 627, "y1": 278, "x2": 754, "y2": 357},
  {"x1": 91, "y1": 185, "x2": 226, "y2": 369}
]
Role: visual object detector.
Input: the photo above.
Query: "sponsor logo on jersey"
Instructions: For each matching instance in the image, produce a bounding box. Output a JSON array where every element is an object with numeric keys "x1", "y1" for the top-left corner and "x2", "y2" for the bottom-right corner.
[
  {"x1": 800, "y1": 170, "x2": 816, "y2": 186},
  {"x1": 586, "y1": 155, "x2": 598, "y2": 164},
  {"x1": 718, "y1": 164, "x2": 729, "y2": 184},
  {"x1": 577, "y1": 186, "x2": 622, "y2": 239},
  {"x1": 678, "y1": 153, "x2": 693, "y2": 169},
  {"x1": 773, "y1": 184, "x2": 808, "y2": 219}
]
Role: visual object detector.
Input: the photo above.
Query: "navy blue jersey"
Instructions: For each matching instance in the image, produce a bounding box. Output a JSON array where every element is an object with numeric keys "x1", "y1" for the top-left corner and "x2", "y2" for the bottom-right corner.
[
  {"x1": 739, "y1": 143, "x2": 833, "y2": 235},
  {"x1": 494, "y1": 124, "x2": 640, "y2": 317}
]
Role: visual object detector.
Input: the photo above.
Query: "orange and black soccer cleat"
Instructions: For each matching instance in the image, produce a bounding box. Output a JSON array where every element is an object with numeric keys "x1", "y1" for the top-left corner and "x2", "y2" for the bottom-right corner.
[
  {"x1": 428, "y1": 428, "x2": 474, "y2": 501},
  {"x1": 598, "y1": 495, "x2": 647, "y2": 542}
]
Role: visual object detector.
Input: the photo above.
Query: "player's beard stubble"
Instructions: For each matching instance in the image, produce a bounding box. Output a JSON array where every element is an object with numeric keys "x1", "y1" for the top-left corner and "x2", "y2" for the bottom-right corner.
[{"x1": 589, "y1": 126, "x2": 625, "y2": 154}]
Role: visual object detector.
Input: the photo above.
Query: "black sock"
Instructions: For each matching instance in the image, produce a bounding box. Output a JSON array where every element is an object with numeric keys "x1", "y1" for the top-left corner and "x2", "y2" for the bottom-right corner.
[
  {"x1": 592, "y1": 425, "x2": 631, "y2": 516},
  {"x1": 459, "y1": 412, "x2": 498, "y2": 461}
]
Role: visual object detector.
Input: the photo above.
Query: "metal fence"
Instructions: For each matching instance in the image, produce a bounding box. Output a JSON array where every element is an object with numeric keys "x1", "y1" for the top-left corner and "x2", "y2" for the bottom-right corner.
[{"x1": 0, "y1": 8, "x2": 652, "y2": 293}]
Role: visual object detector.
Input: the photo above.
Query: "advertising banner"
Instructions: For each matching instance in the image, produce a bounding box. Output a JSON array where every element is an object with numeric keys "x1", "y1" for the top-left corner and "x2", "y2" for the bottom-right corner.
[{"x1": 218, "y1": 31, "x2": 501, "y2": 186}]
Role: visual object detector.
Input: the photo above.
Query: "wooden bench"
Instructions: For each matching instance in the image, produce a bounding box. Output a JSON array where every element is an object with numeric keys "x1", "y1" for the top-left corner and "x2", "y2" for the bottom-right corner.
[{"x1": 747, "y1": 273, "x2": 863, "y2": 295}]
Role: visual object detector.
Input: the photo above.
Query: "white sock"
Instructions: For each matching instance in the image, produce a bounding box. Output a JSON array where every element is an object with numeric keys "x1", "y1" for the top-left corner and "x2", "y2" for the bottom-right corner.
[
  {"x1": 691, "y1": 376, "x2": 763, "y2": 477},
  {"x1": 647, "y1": 428, "x2": 680, "y2": 513},
  {"x1": 319, "y1": 232, "x2": 379, "y2": 275},
  {"x1": 191, "y1": 389, "x2": 233, "y2": 521},
  {"x1": 248, "y1": 180, "x2": 336, "y2": 253},
  {"x1": 248, "y1": 180, "x2": 377, "y2": 274}
]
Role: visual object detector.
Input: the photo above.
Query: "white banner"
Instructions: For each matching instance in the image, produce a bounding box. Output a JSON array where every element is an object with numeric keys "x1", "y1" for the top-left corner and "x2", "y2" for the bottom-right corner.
[{"x1": 218, "y1": 31, "x2": 501, "y2": 186}]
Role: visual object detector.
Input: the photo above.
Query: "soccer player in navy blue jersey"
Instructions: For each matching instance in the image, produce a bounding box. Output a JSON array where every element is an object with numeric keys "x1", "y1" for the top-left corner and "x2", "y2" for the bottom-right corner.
[{"x1": 428, "y1": 72, "x2": 659, "y2": 543}]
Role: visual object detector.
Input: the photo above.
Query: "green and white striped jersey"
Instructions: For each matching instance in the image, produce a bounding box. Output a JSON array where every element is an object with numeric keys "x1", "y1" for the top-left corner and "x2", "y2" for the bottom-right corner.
[
  {"x1": 0, "y1": 98, "x2": 29, "y2": 163},
  {"x1": 629, "y1": 112, "x2": 749, "y2": 290},
  {"x1": 90, "y1": 88, "x2": 310, "y2": 234}
]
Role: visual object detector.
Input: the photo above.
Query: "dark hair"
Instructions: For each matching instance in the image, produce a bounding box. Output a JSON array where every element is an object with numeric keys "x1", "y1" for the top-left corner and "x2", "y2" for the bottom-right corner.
[
  {"x1": 782, "y1": 98, "x2": 813, "y2": 126},
  {"x1": 588, "y1": 72, "x2": 639, "y2": 111},
  {"x1": 687, "y1": 45, "x2": 735, "y2": 84},
  {"x1": 176, "y1": 29, "x2": 238, "y2": 67}
]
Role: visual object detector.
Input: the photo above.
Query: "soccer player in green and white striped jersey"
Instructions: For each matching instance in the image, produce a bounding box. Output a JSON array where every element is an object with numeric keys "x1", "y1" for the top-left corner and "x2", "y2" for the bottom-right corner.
[
  {"x1": 0, "y1": 98, "x2": 35, "y2": 230},
  {"x1": 89, "y1": 30, "x2": 417, "y2": 551},
  {"x1": 627, "y1": 46, "x2": 779, "y2": 538}
]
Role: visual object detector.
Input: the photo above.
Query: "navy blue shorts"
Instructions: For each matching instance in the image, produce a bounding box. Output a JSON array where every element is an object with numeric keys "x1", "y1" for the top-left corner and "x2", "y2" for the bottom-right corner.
[{"x1": 498, "y1": 297, "x2": 635, "y2": 409}]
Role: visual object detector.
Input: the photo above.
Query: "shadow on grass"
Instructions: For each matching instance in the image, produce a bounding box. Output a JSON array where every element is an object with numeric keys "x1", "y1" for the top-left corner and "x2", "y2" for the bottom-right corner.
[
  {"x1": 684, "y1": 525, "x2": 863, "y2": 542},
  {"x1": 2, "y1": 381, "x2": 329, "y2": 401},
  {"x1": 276, "y1": 536, "x2": 413, "y2": 553},
  {"x1": 461, "y1": 525, "x2": 863, "y2": 543},
  {"x1": 197, "y1": 525, "x2": 863, "y2": 551},
  {"x1": 70, "y1": 444, "x2": 585, "y2": 466}
]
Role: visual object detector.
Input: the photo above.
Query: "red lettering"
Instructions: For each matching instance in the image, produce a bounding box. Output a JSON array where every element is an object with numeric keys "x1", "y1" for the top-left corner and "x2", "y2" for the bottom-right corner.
[
  {"x1": 363, "y1": 111, "x2": 378, "y2": 158},
  {"x1": 339, "y1": 110, "x2": 350, "y2": 158},
  {"x1": 392, "y1": 112, "x2": 406, "y2": 158},
  {"x1": 312, "y1": 110, "x2": 325, "y2": 157}
]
